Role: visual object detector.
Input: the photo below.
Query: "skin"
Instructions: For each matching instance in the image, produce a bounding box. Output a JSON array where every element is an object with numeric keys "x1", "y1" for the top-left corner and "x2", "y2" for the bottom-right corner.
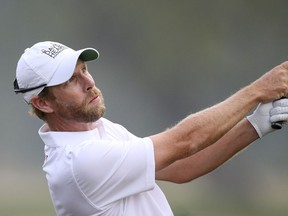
[
  {"x1": 155, "y1": 119, "x2": 258, "y2": 183},
  {"x1": 31, "y1": 60, "x2": 105, "y2": 132},
  {"x1": 31, "y1": 59, "x2": 288, "y2": 183}
]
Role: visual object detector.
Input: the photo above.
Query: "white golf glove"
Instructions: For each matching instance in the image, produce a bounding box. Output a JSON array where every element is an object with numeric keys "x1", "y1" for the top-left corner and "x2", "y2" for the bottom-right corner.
[
  {"x1": 247, "y1": 98, "x2": 288, "y2": 138},
  {"x1": 270, "y1": 98, "x2": 288, "y2": 125}
]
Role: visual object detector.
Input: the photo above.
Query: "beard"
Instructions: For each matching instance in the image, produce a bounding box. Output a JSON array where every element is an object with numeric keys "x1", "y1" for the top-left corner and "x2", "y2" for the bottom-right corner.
[{"x1": 54, "y1": 88, "x2": 106, "y2": 123}]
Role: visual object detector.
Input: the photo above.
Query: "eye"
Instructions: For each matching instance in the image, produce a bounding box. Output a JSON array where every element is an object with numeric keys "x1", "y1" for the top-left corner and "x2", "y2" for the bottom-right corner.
[
  {"x1": 66, "y1": 75, "x2": 76, "y2": 84},
  {"x1": 81, "y1": 65, "x2": 87, "y2": 73}
]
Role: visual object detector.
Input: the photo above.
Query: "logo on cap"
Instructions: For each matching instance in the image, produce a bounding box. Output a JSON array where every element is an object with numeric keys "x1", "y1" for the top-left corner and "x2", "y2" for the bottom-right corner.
[{"x1": 41, "y1": 43, "x2": 67, "y2": 59}]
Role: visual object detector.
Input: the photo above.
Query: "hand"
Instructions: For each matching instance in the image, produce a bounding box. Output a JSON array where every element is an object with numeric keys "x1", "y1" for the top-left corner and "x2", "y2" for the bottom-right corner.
[
  {"x1": 270, "y1": 98, "x2": 288, "y2": 127},
  {"x1": 249, "y1": 61, "x2": 288, "y2": 103},
  {"x1": 247, "y1": 99, "x2": 288, "y2": 138}
]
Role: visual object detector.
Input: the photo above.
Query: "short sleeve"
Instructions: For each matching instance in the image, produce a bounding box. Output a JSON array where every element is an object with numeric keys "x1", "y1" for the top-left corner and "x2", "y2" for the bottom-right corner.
[{"x1": 70, "y1": 137, "x2": 155, "y2": 207}]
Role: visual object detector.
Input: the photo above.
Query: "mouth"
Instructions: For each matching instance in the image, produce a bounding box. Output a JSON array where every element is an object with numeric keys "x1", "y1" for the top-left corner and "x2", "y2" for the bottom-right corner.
[{"x1": 89, "y1": 95, "x2": 100, "y2": 104}]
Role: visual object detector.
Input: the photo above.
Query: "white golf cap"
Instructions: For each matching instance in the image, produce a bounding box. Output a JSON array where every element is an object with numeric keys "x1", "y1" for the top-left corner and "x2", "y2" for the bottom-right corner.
[{"x1": 14, "y1": 41, "x2": 99, "y2": 103}]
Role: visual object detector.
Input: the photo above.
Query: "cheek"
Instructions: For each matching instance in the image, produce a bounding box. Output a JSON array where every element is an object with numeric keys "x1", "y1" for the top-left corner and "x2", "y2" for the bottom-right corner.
[{"x1": 59, "y1": 93, "x2": 83, "y2": 105}]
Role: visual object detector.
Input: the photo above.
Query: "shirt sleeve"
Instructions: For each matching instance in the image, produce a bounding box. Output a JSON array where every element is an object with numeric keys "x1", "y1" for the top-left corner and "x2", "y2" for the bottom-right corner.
[{"x1": 70, "y1": 137, "x2": 155, "y2": 207}]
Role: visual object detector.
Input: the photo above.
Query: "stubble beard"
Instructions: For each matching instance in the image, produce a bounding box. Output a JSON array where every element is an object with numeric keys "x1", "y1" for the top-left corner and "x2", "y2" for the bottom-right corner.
[{"x1": 55, "y1": 89, "x2": 106, "y2": 123}]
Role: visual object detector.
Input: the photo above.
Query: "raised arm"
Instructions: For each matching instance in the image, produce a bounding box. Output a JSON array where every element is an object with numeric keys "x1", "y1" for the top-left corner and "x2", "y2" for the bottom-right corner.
[
  {"x1": 150, "y1": 61, "x2": 288, "y2": 172},
  {"x1": 155, "y1": 118, "x2": 257, "y2": 183},
  {"x1": 155, "y1": 99, "x2": 288, "y2": 183}
]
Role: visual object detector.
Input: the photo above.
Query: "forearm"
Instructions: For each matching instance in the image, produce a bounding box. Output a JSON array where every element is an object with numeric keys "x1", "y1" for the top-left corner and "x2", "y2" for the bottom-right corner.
[
  {"x1": 152, "y1": 85, "x2": 260, "y2": 171},
  {"x1": 168, "y1": 86, "x2": 258, "y2": 154},
  {"x1": 156, "y1": 119, "x2": 259, "y2": 183},
  {"x1": 152, "y1": 61, "x2": 288, "y2": 171}
]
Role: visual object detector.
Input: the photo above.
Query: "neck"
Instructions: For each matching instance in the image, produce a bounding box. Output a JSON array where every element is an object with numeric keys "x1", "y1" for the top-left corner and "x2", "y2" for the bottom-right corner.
[{"x1": 46, "y1": 116, "x2": 98, "y2": 132}]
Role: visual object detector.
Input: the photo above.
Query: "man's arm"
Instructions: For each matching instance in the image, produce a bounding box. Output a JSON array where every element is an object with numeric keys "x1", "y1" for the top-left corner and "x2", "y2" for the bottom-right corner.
[
  {"x1": 150, "y1": 61, "x2": 288, "y2": 172},
  {"x1": 155, "y1": 99, "x2": 288, "y2": 183},
  {"x1": 151, "y1": 87, "x2": 256, "y2": 171},
  {"x1": 155, "y1": 118, "x2": 258, "y2": 183}
]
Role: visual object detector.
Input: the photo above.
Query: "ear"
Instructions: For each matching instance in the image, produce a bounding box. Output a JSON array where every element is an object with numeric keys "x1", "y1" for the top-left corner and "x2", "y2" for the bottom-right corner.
[{"x1": 30, "y1": 96, "x2": 54, "y2": 113}]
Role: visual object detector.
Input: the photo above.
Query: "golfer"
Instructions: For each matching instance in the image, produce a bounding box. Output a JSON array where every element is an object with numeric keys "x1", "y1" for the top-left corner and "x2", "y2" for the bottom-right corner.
[{"x1": 14, "y1": 41, "x2": 288, "y2": 216}]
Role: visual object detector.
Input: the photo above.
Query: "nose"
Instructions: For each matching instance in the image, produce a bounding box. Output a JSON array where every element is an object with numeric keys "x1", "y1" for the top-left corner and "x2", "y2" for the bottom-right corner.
[{"x1": 82, "y1": 72, "x2": 95, "y2": 92}]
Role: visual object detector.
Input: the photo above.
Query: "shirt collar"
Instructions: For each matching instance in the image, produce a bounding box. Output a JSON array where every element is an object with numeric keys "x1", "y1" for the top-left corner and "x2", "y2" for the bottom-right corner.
[{"x1": 39, "y1": 118, "x2": 104, "y2": 147}]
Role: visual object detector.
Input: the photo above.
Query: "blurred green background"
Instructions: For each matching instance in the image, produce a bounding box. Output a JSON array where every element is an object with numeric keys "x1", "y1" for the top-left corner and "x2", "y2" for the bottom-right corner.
[{"x1": 1, "y1": 0, "x2": 288, "y2": 215}]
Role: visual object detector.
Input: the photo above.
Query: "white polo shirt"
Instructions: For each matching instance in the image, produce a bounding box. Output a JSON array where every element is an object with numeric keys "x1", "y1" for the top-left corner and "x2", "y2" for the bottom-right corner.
[{"x1": 39, "y1": 118, "x2": 173, "y2": 216}]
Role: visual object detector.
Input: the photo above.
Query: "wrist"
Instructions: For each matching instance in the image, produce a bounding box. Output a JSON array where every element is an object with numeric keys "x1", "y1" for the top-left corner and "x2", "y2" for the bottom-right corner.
[
  {"x1": 246, "y1": 115, "x2": 262, "y2": 138},
  {"x1": 246, "y1": 103, "x2": 274, "y2": 138},
  {"x1": 243, "y1": 83, "x2": 263, "y2": 104}
]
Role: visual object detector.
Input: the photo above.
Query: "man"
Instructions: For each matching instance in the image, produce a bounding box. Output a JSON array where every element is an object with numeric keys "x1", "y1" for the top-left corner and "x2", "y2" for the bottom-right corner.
[{"x1": 14, "y1": 41, "x2": 288, "y2": 216}]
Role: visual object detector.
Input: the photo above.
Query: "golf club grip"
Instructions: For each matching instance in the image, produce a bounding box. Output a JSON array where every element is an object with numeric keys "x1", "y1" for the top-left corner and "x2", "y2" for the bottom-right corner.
[
  {"x1": 271, "y1": 122, "x2": 283, "y2": 129},
  {"x1": 271, "y1": 97, "x2": 286, "y2": 129}
]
